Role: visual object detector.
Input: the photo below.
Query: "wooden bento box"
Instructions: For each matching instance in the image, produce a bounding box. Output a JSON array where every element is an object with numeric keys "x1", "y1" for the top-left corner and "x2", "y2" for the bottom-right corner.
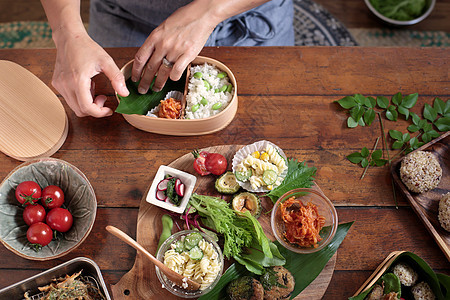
[
  {"x1": 352, "y1": 251, "x2": 448, "y2": 299},
  {"x1": 116, "y1": 56, "x2": 238, "y2": 136}
]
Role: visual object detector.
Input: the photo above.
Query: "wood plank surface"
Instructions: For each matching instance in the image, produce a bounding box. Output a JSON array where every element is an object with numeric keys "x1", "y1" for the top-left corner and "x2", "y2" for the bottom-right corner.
[{"x1": 0, "y1": 47, "x2": 448, "y2": 299}]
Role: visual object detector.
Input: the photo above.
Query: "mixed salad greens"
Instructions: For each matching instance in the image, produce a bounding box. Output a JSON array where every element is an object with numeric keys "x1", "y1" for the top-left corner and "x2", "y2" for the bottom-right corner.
[{"x1": 369, "y1": 0, "x2": 428, "y2": 21}]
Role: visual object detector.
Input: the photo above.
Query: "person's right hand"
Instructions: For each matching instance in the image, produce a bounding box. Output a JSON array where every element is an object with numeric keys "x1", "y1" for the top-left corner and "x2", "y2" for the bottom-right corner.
[{"x1": 52, "y1": 31, "x2": 129, "y2": 117}]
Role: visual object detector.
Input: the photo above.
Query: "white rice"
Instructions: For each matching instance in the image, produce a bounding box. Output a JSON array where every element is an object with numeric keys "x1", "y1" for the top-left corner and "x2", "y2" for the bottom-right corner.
[{"x1": 184, "y1": 63, "x2": 233, "y2": 119}]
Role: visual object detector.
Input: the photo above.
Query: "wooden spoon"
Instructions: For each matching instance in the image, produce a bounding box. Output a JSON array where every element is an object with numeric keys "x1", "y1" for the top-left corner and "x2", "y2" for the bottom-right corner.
[{"x1": 105, "y1": 225, "x2": 201, "y2": 291}]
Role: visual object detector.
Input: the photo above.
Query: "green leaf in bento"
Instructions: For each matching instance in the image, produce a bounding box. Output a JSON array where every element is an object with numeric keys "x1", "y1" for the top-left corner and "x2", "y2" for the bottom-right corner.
[{"x1": 115, "y1": 72, "x2": 186, "y2": 115}]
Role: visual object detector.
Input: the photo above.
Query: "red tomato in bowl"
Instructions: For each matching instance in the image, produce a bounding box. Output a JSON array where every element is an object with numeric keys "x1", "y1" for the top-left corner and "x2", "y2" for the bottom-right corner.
[
  {"x1": 46, "y1": 208, "x2": 73, "y2": 232},
  {"x1": 23, "y1": 204, "x2": 46, "y2": 226},
  {"x1": 15, "y1": 181, "x2": 41, "y2": 206},
  {"x1": 27, "y1": 222, "x2": 53, "y2": 247},
  {"x1": 41, "y1": 185, "x2": 64, "y2": 209}
]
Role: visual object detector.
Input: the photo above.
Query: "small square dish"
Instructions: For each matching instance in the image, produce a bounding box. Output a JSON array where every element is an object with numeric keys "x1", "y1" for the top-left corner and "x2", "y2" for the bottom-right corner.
[{"x1": 146, "y1": 165, "x2": 197, "y2": 214}]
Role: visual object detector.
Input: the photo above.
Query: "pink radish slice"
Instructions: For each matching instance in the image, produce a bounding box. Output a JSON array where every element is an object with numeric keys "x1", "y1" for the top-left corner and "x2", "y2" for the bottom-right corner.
[
  {"x1": 157, "y1": 178, "x2": 170, "y2": 191},
  {"x1": 156, "y1": 190, "x2": 167, "y2": 201},
  {"x1": 176, "y1": 183, "x2": 185, "y2": 197}
]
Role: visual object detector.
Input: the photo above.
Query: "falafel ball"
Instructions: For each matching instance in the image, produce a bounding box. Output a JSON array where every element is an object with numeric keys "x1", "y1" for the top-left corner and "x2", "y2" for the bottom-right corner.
[
  {"x1": 227, "y1": 276, "x2": 264, "y2": 300},
  {"x1": 261, "y1": 266, "x2": 295, "y2": 300}
]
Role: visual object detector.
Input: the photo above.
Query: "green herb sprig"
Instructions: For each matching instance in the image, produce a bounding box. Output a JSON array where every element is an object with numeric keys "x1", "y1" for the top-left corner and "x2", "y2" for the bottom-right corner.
[{"x1": 336, "y1": 93, "x2": 449, "y2": 206}]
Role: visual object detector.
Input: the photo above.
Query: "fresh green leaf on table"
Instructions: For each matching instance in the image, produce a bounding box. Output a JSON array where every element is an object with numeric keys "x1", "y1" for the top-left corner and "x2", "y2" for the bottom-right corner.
[
  {"x1": 265, "y1": 158, "x2": 316, "y2": 203},
  {"x1": 116, "y1": 73, "x2": 185, "y2": 115},
  {"x1": 201, "y1": 222, "x2": 354, "y2": 300},
  {"x1": 368, "y1": 0, "x2": 427, "y2": 21}
]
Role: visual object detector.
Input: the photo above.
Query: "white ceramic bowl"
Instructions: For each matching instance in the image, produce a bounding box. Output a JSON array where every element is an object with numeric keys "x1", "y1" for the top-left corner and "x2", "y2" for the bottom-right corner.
[{"x1": 146, "y1": 165, "x2": 197, "y2": 214}]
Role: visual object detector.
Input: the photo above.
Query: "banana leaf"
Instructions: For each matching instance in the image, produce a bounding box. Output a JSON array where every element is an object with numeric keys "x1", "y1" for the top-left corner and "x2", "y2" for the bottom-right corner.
[
  {"x1": 115, "y1": 71, "x2": 186, "y2": 115},
  {"x1": 349, "y1": 252, "x2": 450, "y2": 300},
  {"x1": 200, "y1": 221, "x2": 353, "y2": 300}
]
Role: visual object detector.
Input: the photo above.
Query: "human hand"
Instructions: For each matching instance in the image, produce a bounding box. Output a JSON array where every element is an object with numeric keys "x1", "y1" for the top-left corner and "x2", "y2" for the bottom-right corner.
[
  {"x1": 52, "y1": 31, "x2": 129, "y2": 117},
  {"x1": 131, "y1": 2, "x2": 218, "y2": 94}
]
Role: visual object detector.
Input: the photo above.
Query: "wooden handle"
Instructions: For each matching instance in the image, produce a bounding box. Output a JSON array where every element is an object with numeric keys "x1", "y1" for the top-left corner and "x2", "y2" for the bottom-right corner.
[
  {"x1": 105, "y1": 225, "x2": 201, "y2": 291},
  {"x1": 106, "y1": 225, "x2": 164, "y2": 268}
]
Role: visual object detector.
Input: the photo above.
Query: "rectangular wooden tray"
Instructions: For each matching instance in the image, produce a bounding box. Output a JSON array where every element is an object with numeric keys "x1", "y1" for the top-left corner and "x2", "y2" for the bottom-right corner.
[{"x1": 390, "y1": 131, "x2": 450, "y2": 261}]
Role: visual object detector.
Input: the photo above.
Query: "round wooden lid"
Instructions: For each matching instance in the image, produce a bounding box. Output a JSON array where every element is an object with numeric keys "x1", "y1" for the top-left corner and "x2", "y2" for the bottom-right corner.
[{"x1": 0, "y1": 60, "x2": 68, "y2": 161}]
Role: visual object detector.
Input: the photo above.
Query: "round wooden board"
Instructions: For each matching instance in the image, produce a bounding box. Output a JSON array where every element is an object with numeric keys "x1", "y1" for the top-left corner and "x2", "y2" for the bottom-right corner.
[
  {"x1": 0, "y1": 60, "x2": 68, "y2": 161},
  {"x1": 111, "y1": 145, "x2": 336, "y2": 299}
]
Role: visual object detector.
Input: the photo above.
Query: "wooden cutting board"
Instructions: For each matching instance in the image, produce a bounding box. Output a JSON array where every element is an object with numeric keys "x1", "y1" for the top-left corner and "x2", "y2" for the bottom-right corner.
[
  {"x1": 0, "y1": 60, "x2": 68, "y2": 161},
  {"x1": 111, "y1": 145, "x2": 336, "y2": 299}
]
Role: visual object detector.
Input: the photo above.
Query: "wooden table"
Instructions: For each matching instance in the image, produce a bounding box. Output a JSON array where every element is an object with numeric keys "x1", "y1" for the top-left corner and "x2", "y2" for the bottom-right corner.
[{"x1": 0, "y1": 47, "x2": 448, "y2": 299}]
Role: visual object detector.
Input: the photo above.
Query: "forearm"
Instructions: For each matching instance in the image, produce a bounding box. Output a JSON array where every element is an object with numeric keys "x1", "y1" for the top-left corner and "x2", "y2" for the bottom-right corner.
[
  {"x1": 195, "y1": 0, "x2": 271, "y2": 25},
  {"x1": 40, "y1": 0, "x2": 86, "y2": 46}
]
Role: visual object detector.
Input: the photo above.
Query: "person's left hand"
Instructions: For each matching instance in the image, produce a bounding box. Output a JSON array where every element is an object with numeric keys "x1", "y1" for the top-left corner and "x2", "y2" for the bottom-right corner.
[{"x1": 131, "y1": 2, "x2": 219, "y2": 93}]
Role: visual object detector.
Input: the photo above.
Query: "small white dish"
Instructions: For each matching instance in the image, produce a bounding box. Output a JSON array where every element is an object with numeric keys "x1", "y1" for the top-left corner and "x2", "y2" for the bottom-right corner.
[{"x1": 146, "y1": 165, "x2": 196, "y2": 214}]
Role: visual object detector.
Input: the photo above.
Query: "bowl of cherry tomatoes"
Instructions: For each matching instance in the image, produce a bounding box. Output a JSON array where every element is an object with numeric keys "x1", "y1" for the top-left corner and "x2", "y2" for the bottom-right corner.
[{"x1": 0, "y1": 157, "x2": 97, "y2": 260}]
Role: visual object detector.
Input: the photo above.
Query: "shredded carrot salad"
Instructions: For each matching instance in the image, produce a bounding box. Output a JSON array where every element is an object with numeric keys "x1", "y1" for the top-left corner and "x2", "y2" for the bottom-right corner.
[
  {"x1": 158, "y1": 98, "x2": 182, "y2": 119},
  {"x1": 280, "y1": 196, "x2": 325, "y2": 248}
]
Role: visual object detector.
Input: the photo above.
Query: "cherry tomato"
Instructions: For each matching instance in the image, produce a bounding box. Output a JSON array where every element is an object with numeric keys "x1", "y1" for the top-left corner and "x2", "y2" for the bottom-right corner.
[
  {"x1": 15, "y1": 181, "x2": 41, "y2": 206},
  {"x1": 23, "y1": 204, "x2": 46, "y2": 226},
  {"x1": 27, "y1": 222, "x2": 53, "y2": 248},
  {"x1": 46, "y1": 207, "x2": 73, "y2": 232},
  {"x1": 192, "y1": 150, "x2": 210, "y2": 176},
  {"x1": 205, "y1": 153, "x2": 228, "y2": 175},
  {"x1": 41, "y1": 185, "x2": 65, "y2": 209}
]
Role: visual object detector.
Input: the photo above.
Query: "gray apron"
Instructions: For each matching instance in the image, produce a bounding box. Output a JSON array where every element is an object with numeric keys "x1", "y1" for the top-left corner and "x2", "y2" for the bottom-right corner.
[{"x1": 88, "y1": 0, "x2": 294, "y2": 47}]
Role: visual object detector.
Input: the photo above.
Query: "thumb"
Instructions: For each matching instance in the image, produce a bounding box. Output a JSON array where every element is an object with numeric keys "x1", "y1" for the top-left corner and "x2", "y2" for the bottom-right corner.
[{"x1": 101, "y1": 58, "x2": 129, "y2": 97}]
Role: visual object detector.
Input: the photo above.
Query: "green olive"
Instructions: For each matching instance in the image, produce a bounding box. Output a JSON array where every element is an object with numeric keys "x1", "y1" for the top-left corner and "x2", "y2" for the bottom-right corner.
[
  {"x1": 200, "y1": 97, "x2": 208, "y2": 105},
  {"x1": 193, "y1": 72, "x2": 203, "y2": 79},
  {"x1": 212, "y1": 102, "x2": 222, "y2": 110},
  {"x1": 217, "y1": 72, "x2": 227, "y2": 78}
]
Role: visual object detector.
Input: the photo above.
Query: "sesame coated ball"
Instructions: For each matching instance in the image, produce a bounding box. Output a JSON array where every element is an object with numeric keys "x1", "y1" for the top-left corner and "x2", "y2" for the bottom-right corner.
[{"x1": 400, "y1": 151, "x2": 442, "y2": 193}]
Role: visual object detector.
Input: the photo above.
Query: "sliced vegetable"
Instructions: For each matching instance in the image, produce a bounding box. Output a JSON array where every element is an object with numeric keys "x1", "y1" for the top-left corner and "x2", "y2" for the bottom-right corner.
[
  {"x1": 232, "y1": 192, "x2": 261, "y2": 218},
  {"x1": 156, "y1": 190, "x2": 167, "y2": 201},
  {"x1": 189, "y1": 246, "x2": 204, "y2": 260},
  {"x1": 262, "y1": 170, "x2": 277, "y2": 185},
  {"x1": 157, "y1": 178, "x2": 170, "y2": 191},
  {"x1": 215, "y1": 172, "x2": 240, "y2": 194},
  {"x1": 184, "y1": 232, "x2": 203, "y2": 250},
  {"x1": 175, "y1": 182, "x2": 185, "y2": 197},
  {"x1": 173, "y1": 239, "x2": 185, "y2": 253},
  {"x1": 235, "y1": 169, "x2": 252, "y2": 182}
]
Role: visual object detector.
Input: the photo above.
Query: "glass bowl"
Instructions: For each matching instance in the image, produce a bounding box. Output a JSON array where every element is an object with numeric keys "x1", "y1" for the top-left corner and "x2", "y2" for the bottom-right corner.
[
  {"x1": 271, "y1": 188, "x2": 338, "y2": 254},
  {"x1": 155, "y1": 230, "x2": 224, "y2": 298}
]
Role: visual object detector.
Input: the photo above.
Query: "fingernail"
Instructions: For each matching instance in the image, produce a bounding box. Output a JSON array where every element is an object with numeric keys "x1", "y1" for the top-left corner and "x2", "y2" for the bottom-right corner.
[
  {"x1": 152, "y1": 87, "x2": 161, "y2": 92},
  {"x1": 131, "y1": 76, "x2": 138, "y2": 82},
  {"x1": 138, "y1": 87, "x2": 147, "y2": 94}
]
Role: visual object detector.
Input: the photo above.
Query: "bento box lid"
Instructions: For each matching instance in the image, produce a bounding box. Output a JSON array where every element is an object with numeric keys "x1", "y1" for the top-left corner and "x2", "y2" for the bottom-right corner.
[{"x1": 0, "y1": 60, "x2": 68, "y2": 161}]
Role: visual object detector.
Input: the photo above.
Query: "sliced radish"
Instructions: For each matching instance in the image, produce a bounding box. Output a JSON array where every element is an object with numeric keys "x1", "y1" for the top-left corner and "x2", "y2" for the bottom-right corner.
[
  {"x1": 176, "y1": 183, "x2": 185, "y2": 197},
  {"x1": 157, "y1": 178, "x2": 170, "y2": 191},
  {"x1": 156, "y1": 190, "x2": 167, "y2": 201}
]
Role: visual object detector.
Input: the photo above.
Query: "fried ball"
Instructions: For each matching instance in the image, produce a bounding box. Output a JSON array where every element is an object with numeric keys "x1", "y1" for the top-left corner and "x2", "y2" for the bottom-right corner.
[
  {"x1": 400, "y1": 151, "x2": 442, "y2": 193},
  {"x1": 261, "y1": 266, "x2": 295, "y2": 300}
]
